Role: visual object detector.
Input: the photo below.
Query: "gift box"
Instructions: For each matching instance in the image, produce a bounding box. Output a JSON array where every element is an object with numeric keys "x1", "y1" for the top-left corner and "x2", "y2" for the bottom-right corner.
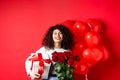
[{"x1": 28, "y1": 53, "x2": 51, "y2": 79}]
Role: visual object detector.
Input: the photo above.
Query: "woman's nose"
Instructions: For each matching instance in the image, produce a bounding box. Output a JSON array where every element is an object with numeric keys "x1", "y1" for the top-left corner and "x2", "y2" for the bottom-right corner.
[{"x1": 56, "y1": 33, "x2": 60, "y2": 36}]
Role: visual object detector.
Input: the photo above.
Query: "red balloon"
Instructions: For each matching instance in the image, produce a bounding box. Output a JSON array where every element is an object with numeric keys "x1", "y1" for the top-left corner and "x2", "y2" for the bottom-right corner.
[
  {"x1": 84, "y1": 31, "x2": 101, "y2": 48},
  {"x1": 73, "y1": 21, "x2": 90, "y2": 37},
  {"x1": 72, "y1": 41, "x2": 87, "y2": 57},
  {"x1": 82, "y1": 48, "x2": 103, "y2": 65},
  {"x1": 73, "y1": 60, "x2": 89, "y2": 74},
  {"x1": 99, "y1": 45, "x2": 109, "y2": 61},
  {"x1": 86, "y1": 18, "x2": 102, "y2": 33}
]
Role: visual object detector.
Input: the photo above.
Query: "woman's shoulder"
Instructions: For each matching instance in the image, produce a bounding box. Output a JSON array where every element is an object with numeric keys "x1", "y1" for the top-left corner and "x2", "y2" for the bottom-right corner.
[
  {"x1": 36, "y1": 46, "x2": 52, "y2": 53},
  {"x1": 35, "y1": 46, "x2": 46, "y2": 53}
]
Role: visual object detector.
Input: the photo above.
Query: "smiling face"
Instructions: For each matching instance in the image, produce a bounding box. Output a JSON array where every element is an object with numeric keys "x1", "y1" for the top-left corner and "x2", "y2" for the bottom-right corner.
[{"x1": 52, "y1": 29, "x2": 63, "y2": 43}]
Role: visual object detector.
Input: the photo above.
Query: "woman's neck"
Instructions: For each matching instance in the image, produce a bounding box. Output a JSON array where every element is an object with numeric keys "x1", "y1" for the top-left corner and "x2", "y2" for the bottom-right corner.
[{"x1": 54, "y1": 42, "x2": 61, "y2": 48}]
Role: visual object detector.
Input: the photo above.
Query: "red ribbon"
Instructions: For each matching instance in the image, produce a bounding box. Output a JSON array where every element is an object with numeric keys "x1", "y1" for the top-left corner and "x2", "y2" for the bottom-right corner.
[{"x1": 28, "y1": 53, "x2": 50, "y2": 75}]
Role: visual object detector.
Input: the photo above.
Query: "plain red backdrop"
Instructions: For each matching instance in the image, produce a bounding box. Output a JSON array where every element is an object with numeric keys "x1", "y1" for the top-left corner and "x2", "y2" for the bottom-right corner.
[{"x1": 0, "y1": 0, "x2": 120, "y2": 80}]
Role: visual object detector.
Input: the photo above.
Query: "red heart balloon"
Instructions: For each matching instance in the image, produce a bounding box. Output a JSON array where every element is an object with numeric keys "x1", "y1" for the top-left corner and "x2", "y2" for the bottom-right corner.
[
  {"x1": 99, "y1": 45, "x2": 109, "y2": 61},
  {"x1": 72, "y1": 41, "x2": 86, "y2": 57},
  {"x1": 73, "y1": 60, "x2": 89, "y2": 75},
  {"x1": 82, "y1": 48, "x2": 103, "y2": 65},
  {"x1": 86, "y1": 18, "x2": 102, "y2": 33},
  {"x1": 73, "y1": 21, "x2": 90, "y2": 37},
  {"x1": 84, "y1": 31, "x2": 101, "y2": 48}
]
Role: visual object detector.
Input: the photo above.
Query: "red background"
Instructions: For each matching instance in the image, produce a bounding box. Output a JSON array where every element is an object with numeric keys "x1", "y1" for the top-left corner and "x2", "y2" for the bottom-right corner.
[{"x1": 0, "y1": 0, "x2": 120, "y2": 80}]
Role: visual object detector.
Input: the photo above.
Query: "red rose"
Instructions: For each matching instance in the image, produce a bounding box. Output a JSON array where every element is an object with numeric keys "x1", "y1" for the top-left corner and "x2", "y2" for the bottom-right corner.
[
  {"x1": 57, "y1": 53, "x2": 66, "y2": 62},
  {"x1": 52, "y1": 51, "x2": 58, "y2": 62}
]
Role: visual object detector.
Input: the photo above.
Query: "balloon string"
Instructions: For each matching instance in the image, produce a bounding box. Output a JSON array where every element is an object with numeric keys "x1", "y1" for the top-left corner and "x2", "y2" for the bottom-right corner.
[{"x1": 85, "y1": 73, "x2": 88, "y2": 80}]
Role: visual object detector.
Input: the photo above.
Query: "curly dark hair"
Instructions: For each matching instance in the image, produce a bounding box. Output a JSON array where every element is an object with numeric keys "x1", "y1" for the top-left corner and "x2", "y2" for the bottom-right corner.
[{"x1": 42, "y1": 24, "x2": 74, "y2": 50}]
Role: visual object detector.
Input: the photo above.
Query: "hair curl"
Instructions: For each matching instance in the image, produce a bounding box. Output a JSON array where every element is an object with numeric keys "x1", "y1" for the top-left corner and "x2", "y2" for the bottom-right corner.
[{"x1": 42, "y1": 24, "x2": 74, "y2": 50}]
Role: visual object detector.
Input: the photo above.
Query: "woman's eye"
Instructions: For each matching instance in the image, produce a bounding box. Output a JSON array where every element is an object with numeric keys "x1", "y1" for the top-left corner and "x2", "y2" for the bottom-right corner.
[
  {"x1": 54, "y1": 33, "x2": 57, "y2": 35},
  {"x1": 59, "y1": 32, "x2": 62, "y2": 34}
]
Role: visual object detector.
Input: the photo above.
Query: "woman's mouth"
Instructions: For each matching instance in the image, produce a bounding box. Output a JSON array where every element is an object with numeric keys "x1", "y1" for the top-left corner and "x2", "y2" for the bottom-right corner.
[{"x1": 55, "y1": 37, "x2": 61, "y2": 40}]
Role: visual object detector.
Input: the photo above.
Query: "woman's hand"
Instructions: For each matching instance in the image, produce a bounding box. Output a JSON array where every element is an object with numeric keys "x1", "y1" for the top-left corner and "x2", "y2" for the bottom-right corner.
[{"x1": 29, "y1": 72, "x2": 41, "y2": 80}]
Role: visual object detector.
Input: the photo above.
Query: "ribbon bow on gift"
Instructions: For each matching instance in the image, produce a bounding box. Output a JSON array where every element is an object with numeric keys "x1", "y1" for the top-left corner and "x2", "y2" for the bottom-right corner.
[{"x1": 28, "y1": 53, "x2": 50, "y2": 75}]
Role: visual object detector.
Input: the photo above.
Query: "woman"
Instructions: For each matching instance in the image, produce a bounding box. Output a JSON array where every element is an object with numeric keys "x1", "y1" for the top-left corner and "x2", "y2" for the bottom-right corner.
[{"x1": 25, "y1": 24, "x2": 74, "y2": 80}]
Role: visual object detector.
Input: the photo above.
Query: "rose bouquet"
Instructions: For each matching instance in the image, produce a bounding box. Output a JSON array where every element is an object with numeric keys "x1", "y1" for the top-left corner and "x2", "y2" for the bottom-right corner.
[{"x1": 52, "y1": 51, "x2": 75, "y2": 80}]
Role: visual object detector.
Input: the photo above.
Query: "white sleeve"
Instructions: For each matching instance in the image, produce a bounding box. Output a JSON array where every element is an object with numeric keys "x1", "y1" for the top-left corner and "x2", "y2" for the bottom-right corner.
[
  {"x1": 35, "y1": 47, "x2": 45, "y2": 54},
  {"x1": 25, "y1": 56, "x2": 32, "y2": 76}
]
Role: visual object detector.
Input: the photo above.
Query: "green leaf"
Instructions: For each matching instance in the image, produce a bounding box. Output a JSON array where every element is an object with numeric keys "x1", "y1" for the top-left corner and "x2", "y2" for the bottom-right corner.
[{"x1": 54, "y1": 62, "x2": 74, "y2": 80}]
